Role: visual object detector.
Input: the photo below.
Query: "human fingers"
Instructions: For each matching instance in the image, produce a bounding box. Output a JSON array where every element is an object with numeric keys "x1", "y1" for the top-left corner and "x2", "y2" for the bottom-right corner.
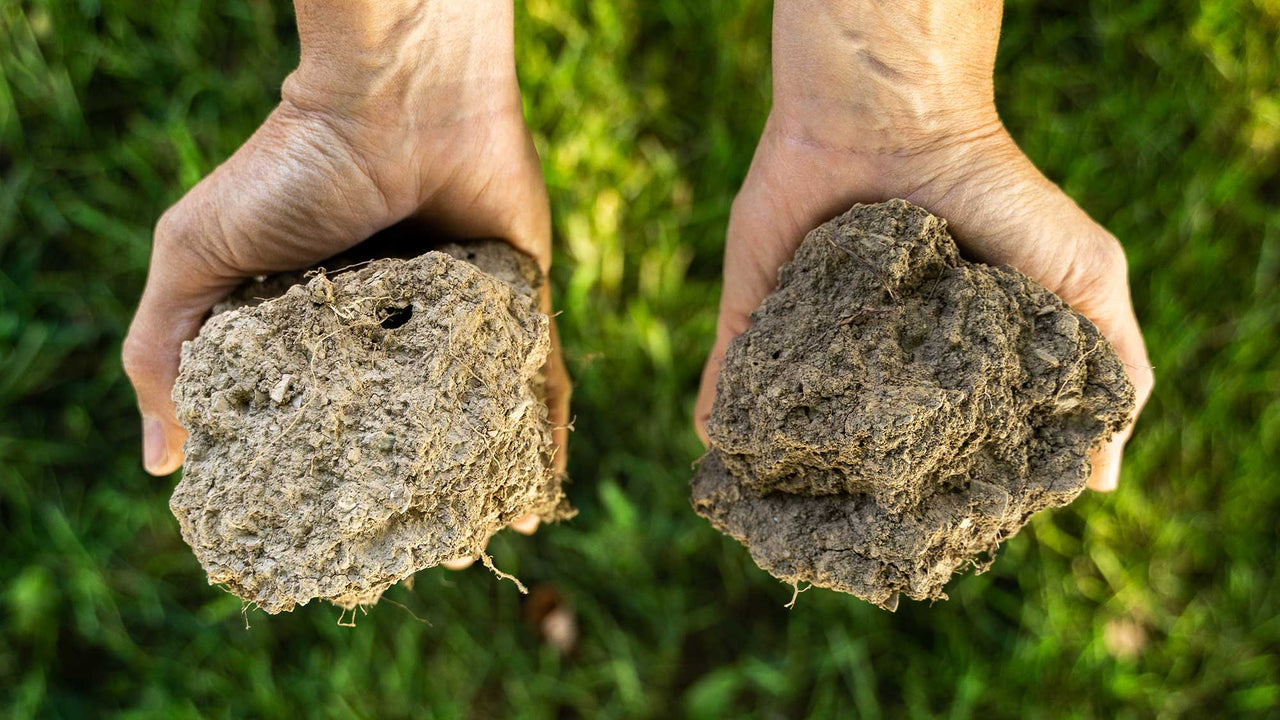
[
  {"x1": 905, "y1": 136, "x2": 1153, "y2": 491},
  {"x1": 122, "y1": 235, "x2": 238, "y2": 475},
  {"x1": 442, "y1": 556, "x2": 476, "y2": 571},
  {"x1": 122, "y1": 107, "x2": 403, "y2": 475}
]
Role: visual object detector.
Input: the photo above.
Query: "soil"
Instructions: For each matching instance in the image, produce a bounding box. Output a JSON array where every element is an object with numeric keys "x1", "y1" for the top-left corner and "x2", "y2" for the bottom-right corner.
[
  {"x1": 691, "y1": 200, "x2": 1135, "y2": 610},
  {"x1": 170, "y1": 241, "x2": 571, "y2": 614}
]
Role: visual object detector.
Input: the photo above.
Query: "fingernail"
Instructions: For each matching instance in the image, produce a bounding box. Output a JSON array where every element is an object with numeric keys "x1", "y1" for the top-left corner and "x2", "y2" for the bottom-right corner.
[
  {"x1": 142, "y1": 415, "x2": 168, "y2": 474},
  {"x1": 1089, "y1": 449, "x2": 1122, "y2": 492},
  {"x1": 511, "y1": 515, "x2": 540, "y2": 535},
  {"x1": 1096, "y1": 458, "x2": 1121, "y2": 492},
  {"x1": 442, "y1": 556, "x2": 475, "y2": 571}
]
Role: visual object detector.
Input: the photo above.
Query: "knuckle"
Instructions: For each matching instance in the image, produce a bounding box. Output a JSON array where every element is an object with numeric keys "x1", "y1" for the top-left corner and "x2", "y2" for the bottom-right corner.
[
  {"x1": 1095, "y1": 235, "x2": 1130, "y2": 283},
  {"x1": 153, "y1": 202, "x2": 198, "y2": 252},
  {"x1": 120, "y1": 332, "x2": 160, "y2": 386},
  {"x1": 717, "y1": 308, "x2": 752, "y2": 340},
  {"x1": 154, "y1": 197, "x2": 236, "y2": 279},
  {"x1": 1132, "y1": 359, "x2": 1156, "y2": 405},
  {"x1": 1063, "y1": 232, "x2": 1129, "y2": 302},
  {"x1": 1086, "y1": 234, "x2": 1130, "y2": 291}
]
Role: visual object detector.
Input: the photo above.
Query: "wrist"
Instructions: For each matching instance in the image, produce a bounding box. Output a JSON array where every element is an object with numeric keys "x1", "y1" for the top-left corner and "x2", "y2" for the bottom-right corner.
[
  {"x1": 770, "y1": 0, "x2": 1002, "y2": 156},
  {"x1": 285, "y1": 0, "x2": 519, "y2": 124}
]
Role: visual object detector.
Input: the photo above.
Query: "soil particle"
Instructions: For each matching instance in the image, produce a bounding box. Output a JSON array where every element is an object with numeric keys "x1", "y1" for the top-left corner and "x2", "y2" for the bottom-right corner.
[
  {"x1": 692, "y1": 200, "x2": 1134, "y2": 609},
  {"x1": 171, "y1": 241, "x2": 571, "y2": 614}
]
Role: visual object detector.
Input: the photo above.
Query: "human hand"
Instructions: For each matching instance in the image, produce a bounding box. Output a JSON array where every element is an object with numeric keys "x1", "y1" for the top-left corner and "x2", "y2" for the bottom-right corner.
[
  {"x1": 122, "y1": 0, "x2": 568, "y2": 552},
  {"x1": 695, "y1": 0, "x2": 1152, "y2": 492}
]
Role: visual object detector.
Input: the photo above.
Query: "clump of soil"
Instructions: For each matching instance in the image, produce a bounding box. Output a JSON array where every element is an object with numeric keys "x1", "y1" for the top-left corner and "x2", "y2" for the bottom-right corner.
[
  {"x1": 171, "y1": 241, "x2": 571, "y2": 614},
  {"x1": 692, "y1": 200, "x2": 1134, "y2": 610}
]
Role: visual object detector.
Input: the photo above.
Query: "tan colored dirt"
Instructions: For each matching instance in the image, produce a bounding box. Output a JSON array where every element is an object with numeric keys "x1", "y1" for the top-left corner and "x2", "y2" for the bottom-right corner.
[
  {"x1": 692, "y1": 200, "x2": 1134, "y2": 610},
  {"x1": 171, "y1": 241, "x2": 571, "y2": 614}
]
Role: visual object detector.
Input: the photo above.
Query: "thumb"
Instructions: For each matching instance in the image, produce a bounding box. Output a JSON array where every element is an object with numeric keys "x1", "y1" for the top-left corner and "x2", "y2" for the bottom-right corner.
[
  {"x1": 122, "y1": 210, "x2": 239, "y2": 475},
  {"x1": 694, "y1": 314, "x2": 746, "y2": 447},
  {"x1": 693, "y1": 339, "x2": 723, "y2": 446},
  {"x1": 694, "y1": 193, "x2": 800, "y2": 445},
  {"x1": 121, "y1": 104, "x2": 403, "y2": 476}
]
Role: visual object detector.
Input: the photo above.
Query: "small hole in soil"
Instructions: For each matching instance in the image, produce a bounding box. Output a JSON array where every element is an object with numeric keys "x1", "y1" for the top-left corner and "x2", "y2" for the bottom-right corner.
[
  {"x1": 466, "y1": 252, "x2": 476, "y2": 259},
  {"x1": 381, "y1": 305, "x2": 413, "y2": 329}
]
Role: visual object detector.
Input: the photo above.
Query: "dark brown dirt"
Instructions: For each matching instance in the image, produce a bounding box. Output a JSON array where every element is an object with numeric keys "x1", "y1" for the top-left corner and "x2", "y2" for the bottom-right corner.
[
  {"x1": 692, "y1": 200, "x2": 1134, "y2": 610},
  {"x1": 170, "y1": 241, "x2": 571, "y2": 614}
]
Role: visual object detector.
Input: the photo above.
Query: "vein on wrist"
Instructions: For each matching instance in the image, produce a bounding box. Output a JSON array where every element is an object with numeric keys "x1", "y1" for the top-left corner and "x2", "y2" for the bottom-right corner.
[
  {"x1": 288, "y1": 0, "x2": 518, "y2": 123},
  {"x1": 771, "y1": 0, "x2": 1002, "y2": 154}
]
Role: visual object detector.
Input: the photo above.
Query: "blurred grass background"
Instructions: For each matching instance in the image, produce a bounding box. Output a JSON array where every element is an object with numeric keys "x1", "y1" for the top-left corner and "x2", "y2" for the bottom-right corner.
[{"x1": 2, "y1": 0, "x2": 1278, "y2": 716}]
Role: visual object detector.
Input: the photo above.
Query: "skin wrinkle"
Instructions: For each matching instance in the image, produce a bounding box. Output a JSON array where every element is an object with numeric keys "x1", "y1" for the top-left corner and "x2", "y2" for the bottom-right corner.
[
  {"x1": 898, "y1": 136, "x2": 1085, "y2": 289},
  {"x1": 467, "y1": 169, "x2": 501, "y2": 222},
  {"x1": 160, "y1": 199, "x2": 240, "y2": 292},
  {"x1": 289, "y1": 1, "x2": 518, "y2": 127},
  {"x1": 279, "y1": 102, "x2": 399, "y2": 219},
  {"x1": 291, "y1": 113, "x2": 397, "y2": 226},
  {"x1": 773, "y1": 0, "x2": 1000, "y2": 153},
  {"x1": 697, "y1": 0, "x2": 1152, "y2": 494},
  {"x1": 170, "y1": 243, "x2": 565, "y2": 609},
  {"x1": 860, "y1": 49, "x2": 905, "y2": 82},
  {"x1": 694, "y1": 202, "x2": 1135, "y2": 606},
  {"x1": 770, "y1": 90, "x2": 1005, "y2": 157},
  {"x1": 124, "y1": 0, "x2": 568, "y2": 510}
]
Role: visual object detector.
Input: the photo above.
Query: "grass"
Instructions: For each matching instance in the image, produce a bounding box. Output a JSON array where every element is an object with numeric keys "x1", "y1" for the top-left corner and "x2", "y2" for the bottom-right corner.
[{"x1": 2, "y1": 0, "x2": 1278, "y2": 716}]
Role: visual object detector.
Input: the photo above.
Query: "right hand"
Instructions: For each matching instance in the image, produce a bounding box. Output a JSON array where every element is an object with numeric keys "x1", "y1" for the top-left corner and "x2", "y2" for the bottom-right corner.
[
  {"x1": 122, "y1": 0, "x2": 568, "y2": 552},
  {"x1": 696, "y1": 0, "x2": 1153, "y2": 492}
]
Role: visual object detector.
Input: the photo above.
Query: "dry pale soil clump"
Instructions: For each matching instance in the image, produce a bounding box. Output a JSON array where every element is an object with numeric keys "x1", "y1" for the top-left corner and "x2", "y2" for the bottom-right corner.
[
  {"x1": 171, "y1": 241, "x2": 570, "y2": 613},
  {"x1": 692, "y1": 200, "x2": 1135, "y2": 610}
]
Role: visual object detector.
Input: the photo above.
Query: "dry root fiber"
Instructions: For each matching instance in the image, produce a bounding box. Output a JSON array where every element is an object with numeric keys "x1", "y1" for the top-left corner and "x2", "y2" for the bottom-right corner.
[
  {"x1": 692, "y1": 200, "x2": 1134, "y2": 610},
  {"x1": 171, "y1": 241, "x2": 571, "y2": 614}
]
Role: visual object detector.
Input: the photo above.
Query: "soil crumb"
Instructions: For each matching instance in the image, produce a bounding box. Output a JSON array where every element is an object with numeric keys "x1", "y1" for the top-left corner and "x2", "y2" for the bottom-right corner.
[
  {"x1": 171, "y1": 241, "x2": 571, "y2": 614},
  {"x1": 692, "y1": 200, "x2": 1134, "y2": 610}
]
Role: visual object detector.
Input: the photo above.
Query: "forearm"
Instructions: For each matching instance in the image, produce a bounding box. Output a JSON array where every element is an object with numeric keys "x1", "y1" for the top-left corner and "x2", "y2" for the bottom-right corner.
[{"x1": 770, "y1": 0, "x2": 1004, "y2": 153}]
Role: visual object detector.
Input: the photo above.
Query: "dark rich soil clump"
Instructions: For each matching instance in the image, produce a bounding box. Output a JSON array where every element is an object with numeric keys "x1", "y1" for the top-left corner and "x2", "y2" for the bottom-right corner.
[
  {"x1": 692, "y1": 200, "x2": 1134, "y2": 609},
  {"x1": 171, "y1": 241, "x2": 571, "y2": 613}
]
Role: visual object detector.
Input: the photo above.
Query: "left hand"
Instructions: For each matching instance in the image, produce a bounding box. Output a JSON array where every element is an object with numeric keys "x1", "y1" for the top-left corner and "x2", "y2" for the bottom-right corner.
[{"x1": 122, "y1": 0, "x2": 567, "y2": 562}]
